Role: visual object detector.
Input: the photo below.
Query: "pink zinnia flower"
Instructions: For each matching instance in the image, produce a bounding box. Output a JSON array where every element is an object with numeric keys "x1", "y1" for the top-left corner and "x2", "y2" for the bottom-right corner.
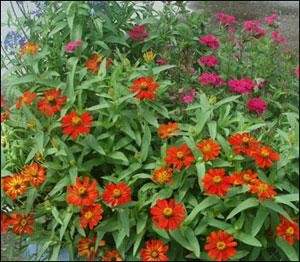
[
  {"x1": 271, "y1": 31, "x2": 287, "y2": 45},
  {"x1": 64, "y1": 40, "x2": 82, "y2": 53},
  {"x1": 198, "y1": 55, "x2": 219, "y2": 67},
  {"x1": 295, "y1": 65, "x2": 299, "y2": 79},
  {"x1": 180, "y1": 88, "x2": 197, "y2": 104},
  {"x1": 128, "y1": 25, "x2": 149, "y2": 41},
  {"x1": 264, "y1": 13, "x2": 278, "y2": 26},
  {"x1": 216, "y1": 12, "x2": 236, "y2": 26},
  {"x1": 228, "y1": 78, "x2": 255, "y2": 94},
  {"x1": 243, "y1": 20, "x2": 266, "y2": 38},
  {"x1": 199, "y1": 34, "x2": 220, "y2": 50},
  {"x1": 156, "y1": 58, "x2": 168, "y2": 65},
  {"x1": 247, "y1": 97, "x2": 267, "y2": 114},
  {"x1": 199, "y1": 72, "x2": 224, "y2": 87}
]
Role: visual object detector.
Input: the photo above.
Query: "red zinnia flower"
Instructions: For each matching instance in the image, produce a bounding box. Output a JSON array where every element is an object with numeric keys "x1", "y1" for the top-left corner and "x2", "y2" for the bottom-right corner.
[
  {"x1": 85, "y1": 53, "x2": 102, "y2": 73},
  {"x1": 152, "y1": 167, "x2": 173, "y2": 185},
  {"x1": 227, "y1": 78, "x2": 255, "y2": 94},
  {"x1": 20, "y1": 42, "x2": 39, "y2": 56},
  {"x1": 252, "y1": 145, "x2": 280, "y2": 168},
  {"x1": 140, "y1": 239, "x2": 169, "y2": 261},
  {"x1": 197, "y1": 139, "x2": 221, "y2": 161},
  {"x1": 22, "y1": 163, "x2": 46, "y2": 187},
  {"x1": 249, "y1": 179, "x2": 277, "y2": 200},
  {"x1": 128, "y1": 24, "x2": 149, "y2": 41},
  {"x1": 165, "y1": 144, "x2": 195, "y2": 170},
  {"x1": 247, "y1": 97, "x2": 267, "y2": 114},
  {"x1": 10, "y1": 213, "x2": 34, "y2": 235},
  {"x1": 150, "y1": 199, "x2": 186, "y2": 231},
  {"x1": 157, "y1": 122, "x2": 179, "y2": 139},
  {"x1": 203, "y1": 168, "x2": 231, "y2": 197},
  {"x1": 80, "y1": 203, "x2": 104, "y2": 230},
  {"x1": 228, "y1": 132, "x2": 260, "y2": 156},
  {"x1": 1, "y1": 213, "x2": 11, "y2": 234},
  {"x1": 271, "y1": 31, "x2": 287, "y2": 45},
  {"x1": 66, "y1": 176, "x2": 99, "y2": 206},
  {"x1": 264, "y1": 13, "x2": 278, "y2": 26},
  {"x1": 276, "y1": 217, "x2": 299, "y2": 245},
  {"x1": 198, "y1": 55, "x2": 219, "y2": 68},
  {"x1": 2, "y1": 174, "x2": 28, "y2": 199},
  {"x1": 216, "y1": 12, "x2": 236, "y2": 27},
  {"x1": 199, "y1": 34, "x2": 220, "y2": 50},
  {"x1": 16, "y1": 91, "x2": 36, "y2": 109},
  {"x1": 130, "y1": 76, "x2": 159, "y2": 101},
  {"x1": 102, "y1": 182, "x2": 132, "y2": 207},
  {"x1": 204, "y1": 230, "x2": 237, "y2": 261},
  {"x1": 61, "y1": 111, "x2": 93, "y2": 140},
  {"x1": 77, "y1": 237, "x2": 97, "y2": 261},
  {"x1": 102, "y1": 250, "x2": 123, "y2": 261},
  {"x1": 37, "y1": 88, "x2": 67, "y2": 116},
  {"x1": 198, "y1": 72, "x2": 224, "y2": 87},
  {"x1": 229, "y1": 169, "x2": 258, "y2": 186},
  {"x1": 243, "y1": 20, "x2": 266, "y2": 38}
]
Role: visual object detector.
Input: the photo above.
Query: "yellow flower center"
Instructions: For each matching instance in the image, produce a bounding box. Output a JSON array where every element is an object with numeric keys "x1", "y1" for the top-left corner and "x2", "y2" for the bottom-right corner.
[
  {"x1": 140, "y1": 83, "x2": 148, "y2": 91},
  {"x1": 20, "y1": 219, "x2": 27, "y2": 226},
  {"x1": 78, "y1": 187, "x2": 86, "y2": 195},
  {"x1": 202, "y1": 144, "x2": 211, "y2": 153},
  {"x1": 176, "y1": 151, "x2": 184, "y2": 159},
  {"x1": 113, "y1": 189, "x2": 121, "y2": 198},
  {"x1": 72, "y1": 115, "x2": 82, "y2": 125},
  {"x1": 243, "y1": 174, "x2": 250, "y2": 182},
  {"x1": 286, "y1": 226, "x2": 294, "y2": 235},
  {"x1": 47, "y1": 95, "x2": 55, "y2": 102},
  {"x1": 258, "y1": 183, "x2": 268, "y2": 193},
  {"x1": 163, "y1": 207, "x2": 173, "y2": 217},
  {"x1": 213, "y1": 176, "x2": 222, "y2": 184},
  {"x1": 151, "y1": 250, "x2": 158, "y2": 258},
  {"x1": 216, "y1": 241, "x2": 226, "y2": 250},
  {"x1": 242, "y1": 136, "x2": 249, "y2": 143},
  {"x1": 261, "y1": 148, "x2": 269, "y2": 157},
  {"x1": 84, "y1": 211, "x2": 93, "y2": 220}
]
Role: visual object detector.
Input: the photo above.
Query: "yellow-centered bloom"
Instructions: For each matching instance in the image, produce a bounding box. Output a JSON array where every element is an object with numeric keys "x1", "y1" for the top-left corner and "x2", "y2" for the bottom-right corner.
[{"x1": 143, "y1": 51, "x2": 156, "y2": 63}]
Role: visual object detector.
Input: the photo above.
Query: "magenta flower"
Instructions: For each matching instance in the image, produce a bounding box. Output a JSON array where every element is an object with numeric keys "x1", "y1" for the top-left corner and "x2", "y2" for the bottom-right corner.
[
  {"x1": 198, "y1": 55, "x2": 219, "y2": 67},
  {"x1": 228, "y1": 78, "x2": 255, "y2": 94},
  {"x1": 198, "y1": 72, "x2": 224, "y2": 87},
  {"x1": 156, "y1": 58, "x2": 168, "y2": 65},
  {"x1": 64, "y1": 40, "x2": 82, "y2": 53},
  {"x1": 271, "y1": 31, "x2": 287, "y2": 45},
  {"x1": 180, "y1": 88, "x2": 197, "y2": 104},
  {"x1": 198, "y1": 34, "x2": 220, "y2": 50},
  {"x1": 215, "y1": 12, "x2": 236, "y2": 27},
  {"x1": 128, "y1": 25, "x2": 149, "y2": 41},
  {"x1": 247, "y1": 97, "x2": 267, "y2": 114},
  {"x1": 243, "y1": 20, "x2": 266, "y2": 38},
  {"x1": 264, "y1": 13, "x2": 278, "y2": 26}
]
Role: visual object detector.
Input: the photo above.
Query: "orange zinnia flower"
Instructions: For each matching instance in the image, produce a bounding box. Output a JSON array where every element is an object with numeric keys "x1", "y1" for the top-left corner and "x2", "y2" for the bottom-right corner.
[
  {"x1": 1, "y1": 213, "x2": 12, "y2": 234},
  {"x1": 276, "y1": 217, "x2": 299, "y2": 245},
  {"x1": 252, "y1": 145, "x2": 280, "y2": 169},
  {"x1": 164, "y1": 144, "x2": 195, "y2": 170},
  {"x1": 102, "y1": 250, "x2": 123, "y2": 261},
  {"x1": 130, "y1": 76, "x2": 159, "y2": 100},
  {"x1": 85, "y1": 53, "x2": 103, "y2": 73},
  {"x1": 66, "y1": 176, "x2": 99, "y2": 206},
  {"x1": 37, "y1": 88, "x2": 67, "y2": 116},
  {"x1": 249, "y1": 179, "x2": 277, "y2": 200},
  {"x1": 1, "y1": 111, "x2": 10, "y2": 123},
  {"x1": 77, "y1": 237, "x2": 97, "y2": 261},
  {"x1": 10, "y1": 213, "x2": 34, "y2": 235},
  {"x1": 197, "y1": 138, "x2": 221, "y2": 161},
  {"x1": 203, "y1": 168, "x2": 231, "y2": 197},
  {"x1": 2, "y1": 174, "x2": 28, "y2": 199},
  {"x1": 152, "y1": 167, "x2": 173, "y2": 185},
  {"x1": 140, "y1": 239, "x2": 169, "y2": 261},
  {"x1": 80, "y1": 203, "x2": 104, "y2": 230},
  {"x1": 16, "y1": 91, "x2": 37, "y2": 109},
  {"x1": 61, "y1": 111, "x2": 93, "y2": 140},
  {"x1": 228, "y1": 132, "x2": 260, "y2": 156},
  {"x1": 20, "y1": 42, "x2": 39, "y2": 56},
  {"x1": 150, "y1": 199, "x2": 186, "y2": 231},
  {"x1": 22, "y1": 163, "x2": 46, "y2": 187},
  {"x1": 204, "y1": 230, "x2": 237, "y2": 261},
  {"x1": 229, "y1": 169, "x2": 258, "y2": 186},
  {"x1": 157, "y1": 122, "x2": 179, "y2": 139},
  {"x1": 102, "y1": 182, "x2": 132, "y2": 207}
]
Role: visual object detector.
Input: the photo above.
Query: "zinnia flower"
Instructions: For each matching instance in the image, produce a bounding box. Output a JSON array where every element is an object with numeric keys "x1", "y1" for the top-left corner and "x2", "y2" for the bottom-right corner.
[
  {"x1": 102, "y1": 250, "x2": 123, "y2": 261},
  {"x1": 247, "y1": 97, "x2": 267, "y2": 114},
  {"x1": 252, "y1": 145, "x2": 280, "y2": 168},
  {"x1": 150, "y1": 199, "x2": 186, "y2": 230},
  {"x1": 204, "y1": 230, "x2": 237, "y2": 261},
  {"x1": 197, "y1": 139, "x2": 221, "y2": 161},
  {"x1": 264, "y1": 13, "x2": 278, "y2": 26},
  {"x1": 140, "y1": 239, "x2": 169, "y2": 261},
  {"x1": 180, "y1": 88, "x2": 197, "y2": 104},
  {"x1": 66, "y1": 176, "x2": 99, "y2": 206},
  {"x1": 276, "y1": 217, "x2": 299, "y2": 245},
  {"x1": 243, "y1": 20, "x2": 266, "y2": 38},
  {"x1": 16, "y1": 91, "x2": 36, "y2": 109},
  {"x1": 77, "y1": 237, "x2": 98, "y2": 261},
  {"x1": 271, "y1": 31, "x2": 287, "y2": 45},
  {"x1": 1, "y1": 111, "x2": 10, "y2": 123},
  {"x1": 128, "y1": 24, "x2": 149, "y2": 41},
  {"x1": 80, "y1": 203, "x2": 104, "y2": 229},
  {"x1": 228, "y1": 132, "x2": 260, "y2": 156},
  {"x1": 198, "y1": 55, "x2": 219, "y2": 68},
  {"x1": 228, "y1": 78, "x2": 255, "y2": 94},
  {"x1": 61, "y1": 111, "x2": 93, "y2": 140},
  {"x1": 199, "y1": 72, "x2": 224, "y2": 87},
  {"x1": 130, "y1": 76, "x2": 159, "y2": 101},
  {"x1": 164, "y1": 144, "x2": 195, "y2": 170},
  {"x1": 249, "y1": 179, "x2": 277, "y2": 200},
  {"x1": 20, "y1": 42, "x2": 39, "y2": 56},
  {"x1": 203, "y1": 168, "x2": 231, "y2": 197},
  {"x1": 85, "y1": 53, "x2": 103, "y2": 73},
  {"x1": 199, "y1": 34, "x2": 220, "y2": 50},
  {"x1": 215, "y1": 12, "x2": 236, "y2": 27},
  {"x1": 156, "y1": 58, "x2": 168, "y2": 65},
  {"x1": 152, "y1": 167, "x2": 173, "y2": 185},
  {"x1": 102, "y1": 182, "x2": 132, "y2": 207},
  {"x1": 10, "y1": 213, "x2": 34, "y2": 235},
  {"x1": 1, "y1": 213, "x2": 11, "y2": 234},
  {"x1": 144, "y1": 50, "x2": 156, "y2": 63},
  {"x1": 157, "y1": 122, "x2": 179, "y2": 139},
  {"x1": 37, "y1": 88, "x2": 67, "y2": 116},
  {"x1": 2, "y1": 174, "x2": 28, "y2": 199},
  {"x1": 22, "y1": 162, "x2": 46, "y2": 187},
  {"x1": 229, "y1": 169, "x2": 258, "y2": 186},
  {"x1": 64, "y1": 39, "x2": 82, "y2": 53}
]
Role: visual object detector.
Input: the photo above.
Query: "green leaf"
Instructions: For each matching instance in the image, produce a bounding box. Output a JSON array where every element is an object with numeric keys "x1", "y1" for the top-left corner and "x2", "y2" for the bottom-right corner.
[
  {"x1": 69, "y1": 166, "x2": 78, "y2": 185},
  {"x1": 276, "y1": 237, "x2": 299, "y2": 261},
  {"x1": 137, "y1": 214, "x2": 148, "y2": 234},
  {"x1": 195, "y1": 109, "x2": 211, "y2": 135},
  {"x1": 169, "y1": 229, "x2": 193, "y2": 251},
  {"x1": 51, "y1": 207, "x2": 63, "y2": 225},
  {"x1": 143, "y1": 110, "x2": 158, "y2": 128},
  {"x1": 261, "y1": 200, "x2": 291, "y2": 220},
  {"x1": 208, "y1": 121, "x2": 217, "y2": 140},
  {"x1": 26, "y1": 188, "x2": 37, "y2": 213},
  {"x1": 184, "y1": 227, "x2": 201, "y2": 258},
  {"x1": 213, "y1": 95, "x2": 240, "y2": 110},
  {"x1": 49, "y1": 176, "x2": 70, "y2": 197},
  {"x1": 36, "y1": 241, "x2": 53, "y2": 261},
  {"x1": 8, "y1": 75, "x2": 35, "y2": 86},
  {"x1": 118, "y1": 209, "x2": 130, "y2": 237},
  {"x1": 152, "y1": 225, "x2": 169, "y2": 240},
  {"x1": 59, "y1": 208, "x2": 73, "y2": 240},
  {"x1": 85, "y1": 135, "x2": 106, "y2": 155},
  {"x1": 230, "y1": 250, "x2": 250, "y2": 260},
  {"x1": 49, "y1": 243, "x2": 61, "y2": 261},
  {"x1": 251, "y1": 206, "x2": 269, "y2": 236},
  {"x1": 185, "y1": 196, "x2": 220, "y2": 225},
  {"x1": 196, "y1": 162, "x2": 205, "y2": 191},
  {"x1": 275, "y1": 193, "x2": 299, "y2": 203},
  {"x1": 86, "y1": 103, "x2": 110, "y2": 111},
  {"x1": 140, "y1": 124, "x2": 151, "y2": 162},
  {"x1": 67, "y1": 57, "x2": 79, "y2": 102},
  {"x1": 109, "y1": 151, "x2": 129, "y2": 165},
  {"x1": 152, "y1": 65, "x2": 176, "y2": 74},
  {"x1": 207, "y1": 218, "x2": 233, "y2": 230},
  {"x1": 94, "y1": 18, "x2": 103, "y2": 38},
  {"x1": 226, "y1": 198, "x2": 259, "y2": 220},
  {"x1": 234, "y1": 232, "x2": 262, "y2": 247},
  {"x1": 133, "y1": 230, "x2": 145, "y2": 256}
]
